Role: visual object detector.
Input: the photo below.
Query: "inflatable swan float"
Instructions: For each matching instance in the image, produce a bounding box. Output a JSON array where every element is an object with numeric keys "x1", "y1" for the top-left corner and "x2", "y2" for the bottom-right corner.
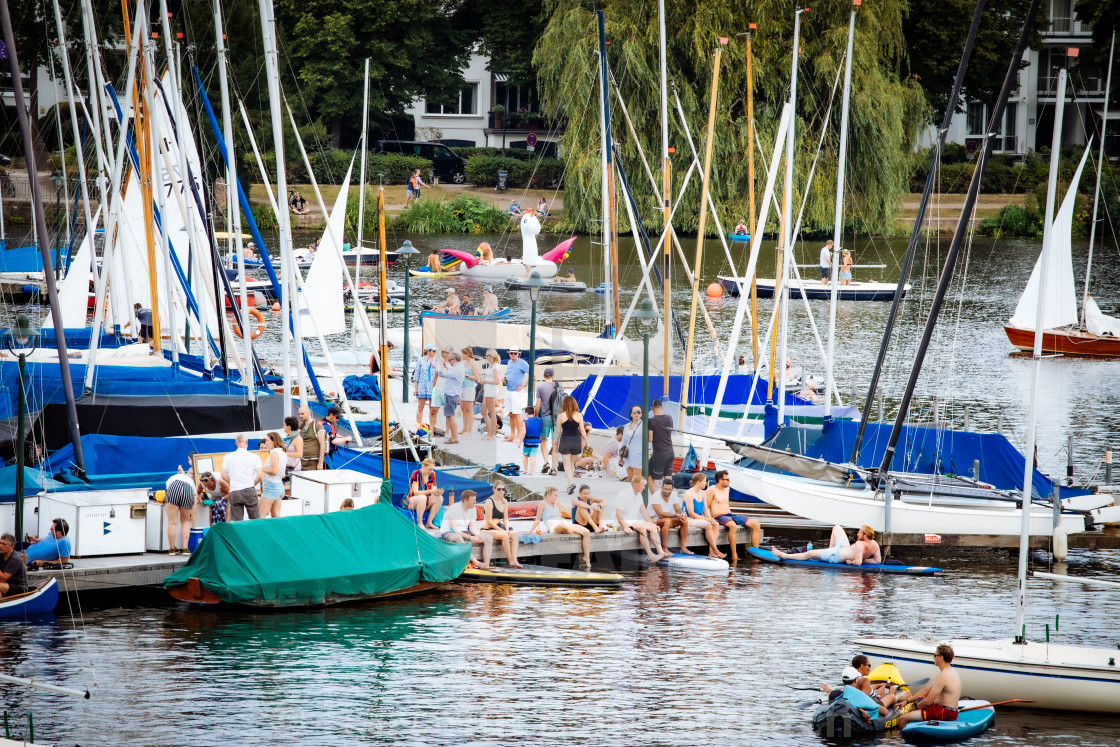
[{"x1": 440, "y1": 212, "x2": 575, "y2": 280}]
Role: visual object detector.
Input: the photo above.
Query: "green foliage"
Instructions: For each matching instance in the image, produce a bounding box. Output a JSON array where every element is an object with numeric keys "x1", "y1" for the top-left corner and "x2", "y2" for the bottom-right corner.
[
  {"x1": 392, "y1": 195, "x2": 510, "y2": 234},
  {"x1": 252, "y1": 204, "x2": 279, "y2": 231},
  {"x1": 464, "y1": 156, "x2": 564, "y2": 188},
  {"x1": 366, "y1": 154, "x2": 434, "y2": 185},
  {"x1": 452, "y1": 147, "x2": 536, "y2": 161},
  {"x1": 979, "y1": 199, "x2": 1044, "y2": 237},
  {"x1": 475, "y1": 2, "x2": 546, "y2": 85},
  {"x1": 535, "y1": 0, "x2": 928, "y2": 236}
]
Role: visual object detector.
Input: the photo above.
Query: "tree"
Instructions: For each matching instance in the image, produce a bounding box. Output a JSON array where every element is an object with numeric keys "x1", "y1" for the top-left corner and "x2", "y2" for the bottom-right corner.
[
  {"x1": 903, "y1": 0, "x2": 1047, "y2": 114},
  {"x1": 474, "y1": 1, "x2": 545, "y2": 85},
  {"x1": 535, "y1": 0, "x2": 928, "y2": 236},
  {"x1": 1075, "y1": 0, "x2": 1120, "y2": 98}
]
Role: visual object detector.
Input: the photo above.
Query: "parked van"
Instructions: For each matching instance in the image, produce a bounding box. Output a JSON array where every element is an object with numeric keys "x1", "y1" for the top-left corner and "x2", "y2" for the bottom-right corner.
[{"x1": 377, "y1": 140, "x2": 466, "y2": 184}]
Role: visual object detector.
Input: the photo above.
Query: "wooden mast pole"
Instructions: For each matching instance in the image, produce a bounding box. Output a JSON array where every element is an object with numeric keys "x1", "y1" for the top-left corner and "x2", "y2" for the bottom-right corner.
[
  {"x1": 747, "y1": 24, "x2": 759, "y2": 370},
  {"x1": 679, "y1": 38, "x2": 726, "y2": 424},
  {"x1": 658, "y1": 0, "x2": 671, "y2": 388}
]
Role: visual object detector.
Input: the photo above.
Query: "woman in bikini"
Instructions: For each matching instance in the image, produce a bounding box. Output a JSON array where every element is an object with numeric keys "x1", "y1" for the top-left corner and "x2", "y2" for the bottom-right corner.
[
  {"x1": 480, "y1": 483, "x2": 523, "y2": 568},
  {"x1": 527, "y1": 486, "x2": 593, "y2": 569}
]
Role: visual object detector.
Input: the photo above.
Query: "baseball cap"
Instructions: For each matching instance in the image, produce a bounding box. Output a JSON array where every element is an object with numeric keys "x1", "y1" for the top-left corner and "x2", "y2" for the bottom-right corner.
[
  {"x1": 841, "y1": 667, "x2": 862, "y2": 684},
  {"x1": 484, "y1": 285, "x2": 492, "y2": 291},
  {"x1": 543, "y1": 367, "x2": 554, "y2": 376},
  {"x1": 424, "y1": 343, "x2": 437, "y2": 351},
  {"x1": 445, "y1": 288, "x2": 455, "y2": 294}
]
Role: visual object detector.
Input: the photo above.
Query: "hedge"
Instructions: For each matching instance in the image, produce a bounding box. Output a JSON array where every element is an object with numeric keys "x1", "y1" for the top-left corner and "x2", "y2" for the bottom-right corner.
[
  {"x1": 240, "y1": 150, "x2": 431, "y2": 186},
  {"x1": 451, "y1": 147, "x2": 535, "y2": 161},
  {"x1": 464, "y1": 155, "x2": 564, "y2": 188}
]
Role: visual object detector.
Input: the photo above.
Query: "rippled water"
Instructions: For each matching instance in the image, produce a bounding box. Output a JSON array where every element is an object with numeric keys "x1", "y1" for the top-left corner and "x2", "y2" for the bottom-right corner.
[{"x1": 2, "y1": 550, "x2": 1119, "y2": 746}]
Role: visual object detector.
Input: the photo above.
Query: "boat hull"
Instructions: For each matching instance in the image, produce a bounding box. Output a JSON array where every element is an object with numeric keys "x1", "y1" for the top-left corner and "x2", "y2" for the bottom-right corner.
[
  {"x1": 0, "y1": 578, "x2": 58, "y2": 617},
  {"x1": 169, "y1": 578, "x2": 443, "y2": 607},
  {"x1": 1004, "y1": 324, "x2": 1120, "y2": 357},
  {"x1": 457, "y1": 564, "x2": 623, "y2": 587},
  {"x1": 858, "y1": 638, "x2": 1120, "y2": 714},
  {"x1": 419, "y1": 308, "x2": 510, "y2": 322},
  {"x1": 462, "y1": 260, "x2": 557, "y2": 280},
  {"x1": 723, "y1": 465, "x2": 1086, "y2": 536},
  {"x1": 718, "y1": 276, "x2": 910, "y2": 301}
]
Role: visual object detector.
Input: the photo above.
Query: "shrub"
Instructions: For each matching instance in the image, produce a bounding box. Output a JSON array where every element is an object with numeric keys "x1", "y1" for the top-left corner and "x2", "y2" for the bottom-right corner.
[
  {"x1": 464, "y1": 155, "x2": 564, "y2": 188},
  {"x1": 391, "y1": 195, "x2": 509, "y2": 234},
  {"x1": 252, "y1": 204, "x2": 278, "y2": 230},
  {"x1": 365, "y1": 153, "x2": 432, "y2": 184}
]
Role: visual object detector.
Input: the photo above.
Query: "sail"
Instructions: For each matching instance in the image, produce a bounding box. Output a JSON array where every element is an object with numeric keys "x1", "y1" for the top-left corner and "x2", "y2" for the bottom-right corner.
[
  {"x1": 1008, "y1": 147, "x2": 1091, "y2": 330},
  {"x1": 44, "y1": 205, "x2": 101, "y2": 328},
  {"x1": 299, "y1": 163, "x2": 353, "y2": 337},
  {"x1": 1085, "y1": 296, "x2": 1120, "y2": 336}
]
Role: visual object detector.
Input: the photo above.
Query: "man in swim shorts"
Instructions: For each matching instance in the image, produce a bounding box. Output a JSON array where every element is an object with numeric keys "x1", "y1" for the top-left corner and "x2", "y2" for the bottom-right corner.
[
  {"x1": 897, "y1": 645, "x2": 961, "y2": 724},
  {"x1": 772, "y1": 524, "x2": 881, "y2": 565},
  {"x1": 706, "y1": 470, "x2": 762, "y2": 561}
]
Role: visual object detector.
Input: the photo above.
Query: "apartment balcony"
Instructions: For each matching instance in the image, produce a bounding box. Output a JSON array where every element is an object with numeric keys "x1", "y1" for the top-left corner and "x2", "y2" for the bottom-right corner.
[
  {"x1": 1043, "y1": 17, "x2": 1092, "y2": 39},
  {"x1": 486, "y1": 111, "x2": 565, "y2": 133},
  {"x1": 1037, "y1": 75, "x2": 1105, "y2": 101}
]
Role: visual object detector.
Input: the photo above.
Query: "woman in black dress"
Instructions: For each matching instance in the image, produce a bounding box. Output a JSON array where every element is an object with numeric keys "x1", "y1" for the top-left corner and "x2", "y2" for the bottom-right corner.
[{"x1": 555, "y1": 395, "x2": 586, "y2": 494}]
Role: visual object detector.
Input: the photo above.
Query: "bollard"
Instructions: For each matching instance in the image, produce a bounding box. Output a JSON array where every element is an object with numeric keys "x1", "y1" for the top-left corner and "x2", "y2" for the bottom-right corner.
[
  {"x1": 1106, "y1": 451, "x2": 1113, "y2": 485},
  {"x1": 997, "y1": 413, "x2": 1002, "y2": 434},
  {"x1": 974, "y1": 459, "x2": 981, "y2": 481},
  {"x1": 851, "y1": 382, "x2": 858, "y2": 404},
  {"x1": 1067, "y1": 434, "x2": 1075, "y2": 486}
]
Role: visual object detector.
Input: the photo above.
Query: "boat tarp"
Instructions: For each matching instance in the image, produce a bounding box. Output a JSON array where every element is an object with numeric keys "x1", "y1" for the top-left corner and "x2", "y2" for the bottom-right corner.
[
  {"x1": 803, "y1": 420, "x2": 1089, "y2": 499},
  {"x1": 43, "y1": 434, "x2": 244, "y2": 489},
  {"x1": 0, "y1": 465, "x2": 69, "y2": 501},
  {"x1": 330, "y1": 447, "x2": 494, "y2": 505},
  {"x1": 573, "y1": 374, "x2": 815, "y2": 429},
  {"x1": 162, "y1": 497, "x2": 471, "y2": 605},
  {"x1": 0, "y1": 242, "x2": 45, "y2": 272}
]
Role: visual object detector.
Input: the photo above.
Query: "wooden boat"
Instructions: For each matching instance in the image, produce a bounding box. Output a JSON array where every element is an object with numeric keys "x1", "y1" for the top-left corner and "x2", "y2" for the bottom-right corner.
[
  {"x1": 718, "y1": 275, "x2": 910, "y2": 302},
  {"x1": 419, "y1": 307, "x2": 510, "y2": 322},
  {"x1": 458, "y1": 564, "x2": 623, "y2": 587},
  {"x1": 1004, "y1": 318, "x2": 1120, "y2": 358},
  {"x1": 0, "y1": 577, "x2": 59, "y2": 618},
  {"x1": 503, "y1": 277, "x2": 587, "y2": 293},
  {"x1": 409, "y1": 267, "x2": 461, "y2": 278}
]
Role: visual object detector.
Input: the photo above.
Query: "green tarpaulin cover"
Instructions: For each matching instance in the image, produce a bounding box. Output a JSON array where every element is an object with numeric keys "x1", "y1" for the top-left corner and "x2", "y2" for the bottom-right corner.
[{"x1": 164, "y1": 483, "x2": 470, "y2": 606}]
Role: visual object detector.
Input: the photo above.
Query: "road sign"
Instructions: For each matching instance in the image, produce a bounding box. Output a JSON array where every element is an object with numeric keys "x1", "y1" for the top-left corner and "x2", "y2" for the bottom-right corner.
[{"x1": 526, "y1": 132, "x2": 538, "y2": 146}]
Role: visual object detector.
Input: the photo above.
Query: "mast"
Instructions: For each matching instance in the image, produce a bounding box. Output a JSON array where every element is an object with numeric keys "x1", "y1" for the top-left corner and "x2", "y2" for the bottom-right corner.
[
  {"x1": 1083, "y1": 29, "x2": 1115, "y2": 330},
  {"x1": 679, "y1": 38, "x2": 726, "y2": 424},
  {"x1": 825, "y1": 3, "x2": 858, "y2": 418},
  {"x1": 776, "y1": 9, "x2": 805, "y2": 427},
  {"x1": 850, "y1": 0, "x2": 987, "y2": 463},
  {"x1": 747, "y1": 23, "x2": 759, "y2": 370},
  {"x1": 658, "y1": 0, "x2": 671, "y2": 387},
  {"x1": 377, "y1": 187, "x2": 391, "y2": 479},
  {"x1": 1016, "y1": 65, "x2": 1068, "y2": 643},
  {"x1": 356, "y1": 58, "x2": 371, "y2": 347},
  {"x1": 0, "y1": 0, "x2": 86, "y2": 475},
  {"x1": 875, "y1": 0, "x2": 1041, "y2": 480},
  {"x1": 596, "y1": 11, "x2": 619, "y2": 333}
]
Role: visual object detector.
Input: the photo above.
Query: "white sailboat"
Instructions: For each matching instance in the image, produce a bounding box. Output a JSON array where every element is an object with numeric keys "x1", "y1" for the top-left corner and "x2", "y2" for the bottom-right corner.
[{"x1": 856, "y1": 66, "x2": 1120, "y2": 714}]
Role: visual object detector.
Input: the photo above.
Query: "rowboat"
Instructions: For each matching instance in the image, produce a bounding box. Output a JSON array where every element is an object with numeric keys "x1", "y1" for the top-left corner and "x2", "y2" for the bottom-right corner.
[
  {"x1": 419, "y1": 307, "x2": 510, "y2": 322},
  {"x1": 0, "y1": 577, "x2": 59, "y2": 618},
  {"x1": 718, "y1": 275, "x2": 909, "y2": 301},
  {"x1": 503, "y1": 277, "x2": 587, "y2": 293},
  {"x1": 457, "y1": 564, "x2": 623, "y2": 587}
]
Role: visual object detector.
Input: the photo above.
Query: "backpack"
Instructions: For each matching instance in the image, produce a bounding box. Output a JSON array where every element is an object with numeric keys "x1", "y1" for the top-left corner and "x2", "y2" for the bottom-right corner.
[{"x1": 548, "y1": 380, "x2": 566, "y2": 419}]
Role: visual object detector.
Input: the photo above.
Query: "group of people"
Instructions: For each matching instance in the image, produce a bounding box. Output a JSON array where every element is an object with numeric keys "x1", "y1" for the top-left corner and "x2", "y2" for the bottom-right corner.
[
  {"x1": 428, "y1": 284, "x2": 500, "y2": 317},
  {"x1": 405, "y1": 169, "x2": 427, "y2": 206},
  {"x1": 823, "y1": 648, "x2": 962, "y2": 725},
  {"x1": 0, "y1": 518, "x2": 74, "y2": 598},
  {"x1": 818, "y1": 240, "x2": 854, "y2": 286}
]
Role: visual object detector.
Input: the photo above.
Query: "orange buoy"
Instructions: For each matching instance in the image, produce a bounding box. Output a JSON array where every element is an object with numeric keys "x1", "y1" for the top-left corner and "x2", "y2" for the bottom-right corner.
[
  {"x1": 706, "y1": 283, "x2": 724, "y2": 298},
  {"x1": 271, "y1": 302, "x2": 281, "y2": 312},
  {"x1": 232, "y1": 306, "x2": 267, "y2": 339}
]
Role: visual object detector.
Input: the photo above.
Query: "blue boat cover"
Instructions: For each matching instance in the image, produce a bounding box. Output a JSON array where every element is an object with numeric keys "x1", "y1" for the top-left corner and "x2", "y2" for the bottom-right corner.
[
  {"x1": 342, "y1": 374, "x2": 382, "y2": 400},
  {"x1": 0, "y1": 242, "x2": 45, "y2": 272},
  {"x1": 330, "y1": 446, "x2": 494, "y2": 505},
  {"x1": 572, "y1": 374, "x2": 813, "y2": 428},
  {"x1": 803, "y1": 420, "x2": 1089, "y2": 500},
  {"x1": 0, "y1": 465, "x2": 69, "y2": 501}
]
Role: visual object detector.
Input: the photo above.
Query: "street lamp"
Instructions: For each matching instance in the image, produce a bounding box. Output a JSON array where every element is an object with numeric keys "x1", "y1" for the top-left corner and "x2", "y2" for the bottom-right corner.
[
  {"x1": 397, "y1": 240, "x2": 420, "y2": 402},
  {"x1": 632, "y1": 299, "x2": 660, "y2": 499},
  {"x1": 4, "y1": 314, "x2": 40, "y2": 543},
  {"x1": 525, "y1": 270, "x2": 545, "y2": 396}
]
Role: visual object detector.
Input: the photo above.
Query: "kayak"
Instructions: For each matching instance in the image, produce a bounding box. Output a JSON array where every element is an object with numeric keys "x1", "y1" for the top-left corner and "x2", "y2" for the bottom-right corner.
[
  {"x1": 458, "y1": 564, "x2": 623, "y2": 587},
  {"x1": 503, "y1": 278, "x2": 588, "y2": 293},
  {"x1": 726, "y1": 232, "x2": 751, "y2": 242},
  {"x1": 658, "y1": 554, "x2": 729, "y2": 573},
  {"x1": 409, "y1": 267, "x2": 461, "y2": 278},
  {"x1": 747, "y1": 547, "x2": 944, "y2": 575},
  {"x1": 813, "y1": 685, "x2": 915, "y2": 738},
  {"x1": 901, "y1": 701, "x2": 993, "y2": 744}
]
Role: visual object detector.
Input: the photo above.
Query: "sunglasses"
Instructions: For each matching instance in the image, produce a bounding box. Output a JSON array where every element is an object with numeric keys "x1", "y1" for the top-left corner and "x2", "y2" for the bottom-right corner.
[
  {"x1": 509, "y1": 351, "x2": 520, "y2": 355},
  {"x1": 494, "y1": 487, "x2": 505, "y2": 492}
]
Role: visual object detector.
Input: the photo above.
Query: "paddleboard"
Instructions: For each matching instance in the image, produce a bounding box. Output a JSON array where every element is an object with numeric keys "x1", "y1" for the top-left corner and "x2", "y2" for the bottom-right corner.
[
  {"x1": 901, "y1": 701, "x2": 993, "y2": 744},
  {"x1": 458, "y1": 564, "x2": 623, "y2": 587},
  {"x1": 658, "y1": 553, "x2": 730, "y2": 572},
  {"x1": 747, "y1": 547, "x2": 944, "y2": 575},
  {"x1": 409, "y1": 268, "x2": 462, "y2": 278}
]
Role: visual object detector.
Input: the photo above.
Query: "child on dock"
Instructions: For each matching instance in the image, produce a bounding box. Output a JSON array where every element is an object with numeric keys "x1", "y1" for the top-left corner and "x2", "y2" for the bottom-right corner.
[{"x1": 522, "y1": 406, "x2": 543, "y2": 476}]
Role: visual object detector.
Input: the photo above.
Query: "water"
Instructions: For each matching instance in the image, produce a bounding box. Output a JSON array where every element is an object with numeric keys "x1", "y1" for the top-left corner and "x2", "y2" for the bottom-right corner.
[{"x1": 2, "y1": 550, "x2": 1119, "y2": 745}]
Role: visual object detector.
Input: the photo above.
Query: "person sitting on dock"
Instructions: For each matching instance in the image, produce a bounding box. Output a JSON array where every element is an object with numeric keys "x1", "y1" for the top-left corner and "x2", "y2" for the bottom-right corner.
[
  {"x1": 529, "y1": 486, "x2": 594, "y2": 569},
  {"x1": 407, "y1": 458, "x2": 444, "y2": 530},
  {"x1": 684, "y1": 473, "x2": 726, "y2": 559},
  {"x1": 772, "y1": 524, "x2": 881, "y2": 566},
  {"x1": 570, "y1": 485, "x2": 606, "y2": 535},
  {"x1": 433, "y1": 288, "x2": 462, "y2": 315},
  {"x1": 480, "y1": 286, "x2": 500, "y2": 316},
  {"x1": 223, "y1": 434, "x2": 263, "y2": 522},
  {"x1": 0, "y1": 534, "x2": 28, "y2": 598},
  {"x1": 440, "y1": 490, "x2": 494, "y2": 568},
  {"x1": 706, "y1": 470, "x2": 762, "y2": 562},
  {"x1": 615, "y1": 475, "x2": 669, "y2": 562},
  {"x1": 22, "y1": 518, "x2": 72, "y2": 570},
  {"x1": 734, "y1": 220, "x2": 748, "y2": 235},
  {"x1": 648, "y1": 477, "x2": 692, "y2": 555},
  {"x1": 574, "y1": 422, "x2": 602, "y2": 473},
  {"x1": 459, "y1": 294, "x2": 475, "y2": 316},
  {"x1": 896, "y1": 645, "x2": 961, "y2": 724},
  {"x1": 480, "y1": 483, "x2": 524, "y2": 568},
  {"x1": 427, "y1": 248, "x2": 441, "y2": 273}
]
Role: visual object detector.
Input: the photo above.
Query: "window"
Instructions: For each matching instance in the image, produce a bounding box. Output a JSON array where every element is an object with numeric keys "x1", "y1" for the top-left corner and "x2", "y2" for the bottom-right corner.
[
  {"x1": 493, "y1": 82, "x2": 539, "y2": 112},
  {"x1": 1051, "y1": 0, "x2": 1071, "y2": 32},
  {"x1": 424, "y1": 83, "x2": 479, "y2": 116},
  {"x1": 967, "y1": 102, "x2": 985, "y2": 136}
]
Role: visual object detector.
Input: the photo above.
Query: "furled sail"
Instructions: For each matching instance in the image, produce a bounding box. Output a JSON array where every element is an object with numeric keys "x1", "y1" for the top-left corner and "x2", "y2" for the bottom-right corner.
[{"x1": 1085, "y1": 296, "x2": 1120, "y2": 336}]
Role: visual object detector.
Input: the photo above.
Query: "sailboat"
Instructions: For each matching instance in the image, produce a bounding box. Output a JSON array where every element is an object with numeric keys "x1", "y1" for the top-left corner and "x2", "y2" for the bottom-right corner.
[{"x1": 857, "y1": 60, "x2": 1120, "y2": 715}]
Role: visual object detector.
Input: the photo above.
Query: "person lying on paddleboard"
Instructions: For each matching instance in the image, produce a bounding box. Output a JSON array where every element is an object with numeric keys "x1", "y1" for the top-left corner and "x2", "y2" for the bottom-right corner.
[
  {"x1": 896, "y1": 645, "x2": 961, "y2": 724},
  {"x1": 772, "y1": 525, "x2": 881, "y2": 566}
]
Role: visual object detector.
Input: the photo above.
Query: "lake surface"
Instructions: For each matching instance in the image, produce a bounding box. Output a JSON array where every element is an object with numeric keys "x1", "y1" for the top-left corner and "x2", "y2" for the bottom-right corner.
[{"x1": 2, "y1": 550, "x2": 1119, "y2": 745}]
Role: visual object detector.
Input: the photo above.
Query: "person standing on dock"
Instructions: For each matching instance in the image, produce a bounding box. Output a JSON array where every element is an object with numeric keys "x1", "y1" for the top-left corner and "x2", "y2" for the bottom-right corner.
[
  {"x1": 223, "y1": 434, "x2": 263, "y2": 521},
  {"x1": 615, "y1": 475, "x2": 669, "y2": 562},
  {"x1": 534, "y1": 368, "x2": 561, "y2": 475},
  {"x1": 503, "y1": 348, "x2": 530, "y2": 444},
  {"x1": 480, "y1": 349, "x2": 502, "y2": 440},
  {"x1": 647, "y1": 400, "x2": 675, "y2": 495},
  {"x1": 298, "y1": 406, "x2": 327, "y2": 471},
  {"x1": 412, "y1": 345, "x2": 438, "y2": 431},
  {"x1": 460, "y1": 348, "x2": 482, "y2": 437},
  {"x1": 441, "y1": 352, "x2": 465, "y2": 444},
  {"x1": 819, "y1": 240, "x2": 834, "y2": 285},
  {"x1": 164, "y1": 472, "x2": 198, "y2": 554},
  {"x1": 706, "y1": 470, "x2": 761, "y2": 562}
]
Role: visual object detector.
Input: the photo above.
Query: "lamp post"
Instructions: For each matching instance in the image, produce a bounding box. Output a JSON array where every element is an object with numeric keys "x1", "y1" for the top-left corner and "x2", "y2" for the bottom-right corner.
[
  {"x1": 5, "y1": 314, "x2": 40, "y2": 543},
  {"x1": 397, "y1": 240, "x2": 419, "y2": 402},
  {"x1": 525, "y1": 270, "x2": 545, "y2": 396},
  {"x1": 633, "y1": 299, "x2": 660, "y2": 500}
]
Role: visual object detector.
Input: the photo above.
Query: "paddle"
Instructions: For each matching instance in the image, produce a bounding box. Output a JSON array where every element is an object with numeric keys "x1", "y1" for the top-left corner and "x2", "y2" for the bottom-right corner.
[{"x1": 957, "y1": 699, "x2": 1037, "y2": 712}]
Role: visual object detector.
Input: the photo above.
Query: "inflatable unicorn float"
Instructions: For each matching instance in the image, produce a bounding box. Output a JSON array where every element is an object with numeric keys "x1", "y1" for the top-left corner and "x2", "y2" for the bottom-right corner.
[{"x1": 441, "y1": 212, "x2": 576, "y2": 280}]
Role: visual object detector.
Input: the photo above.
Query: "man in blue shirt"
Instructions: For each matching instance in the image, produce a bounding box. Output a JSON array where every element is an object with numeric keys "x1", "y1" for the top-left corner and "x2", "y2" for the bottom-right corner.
[
  {"x1": 503, "y1": 348, "x2": 530, "y2": 444},
  {"x1": 24, "y1": 518, "x2": 72, "y2": 569}
]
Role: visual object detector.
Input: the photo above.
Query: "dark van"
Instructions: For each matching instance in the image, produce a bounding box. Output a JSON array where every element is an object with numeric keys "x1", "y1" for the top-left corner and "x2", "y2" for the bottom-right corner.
[{"x1": 377, "y1": 140, "x2": 466, "y2": 184}]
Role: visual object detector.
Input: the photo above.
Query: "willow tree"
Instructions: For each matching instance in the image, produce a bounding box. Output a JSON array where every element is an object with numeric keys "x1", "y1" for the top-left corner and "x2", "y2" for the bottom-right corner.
[{"x1": 534, "y1": 0, "x2": 928, "y2": 237}]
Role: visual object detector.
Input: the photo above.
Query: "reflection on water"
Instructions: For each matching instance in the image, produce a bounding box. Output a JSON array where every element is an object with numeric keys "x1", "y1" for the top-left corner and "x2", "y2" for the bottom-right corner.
[{"x1": 1, "y1": 551, "x2": 1118, "y2": 746}]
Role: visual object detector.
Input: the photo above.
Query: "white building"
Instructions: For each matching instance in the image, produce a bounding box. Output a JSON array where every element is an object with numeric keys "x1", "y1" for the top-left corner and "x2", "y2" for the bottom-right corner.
[{"x1": 407, "y1": 53, "x2": 563, "y2": 156}]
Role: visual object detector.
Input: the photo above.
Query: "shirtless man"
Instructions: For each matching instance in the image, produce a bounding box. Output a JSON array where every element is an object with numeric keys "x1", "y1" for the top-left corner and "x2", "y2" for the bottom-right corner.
[
  {"x1": 557, "y1": 268, "x2": 578, "y2": 283},
  {"x1": 426, "y1": 249, "x2": 441, "y2": 272},
  {"x1": 772, "y1": 524, "x2": 881, "y2": 566},
  {"x1": 480, "y1": 286, "x2": 500, "y2": 315},
  {"x1": 706, "y1": 469, "x2": 762, "y2": 561},
  {"x1": 897, "y1": 645, "x2": 962, "y2": 724},
  {"x1": 433, "y1": 288, "x2": 461, "y2": 315}
]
